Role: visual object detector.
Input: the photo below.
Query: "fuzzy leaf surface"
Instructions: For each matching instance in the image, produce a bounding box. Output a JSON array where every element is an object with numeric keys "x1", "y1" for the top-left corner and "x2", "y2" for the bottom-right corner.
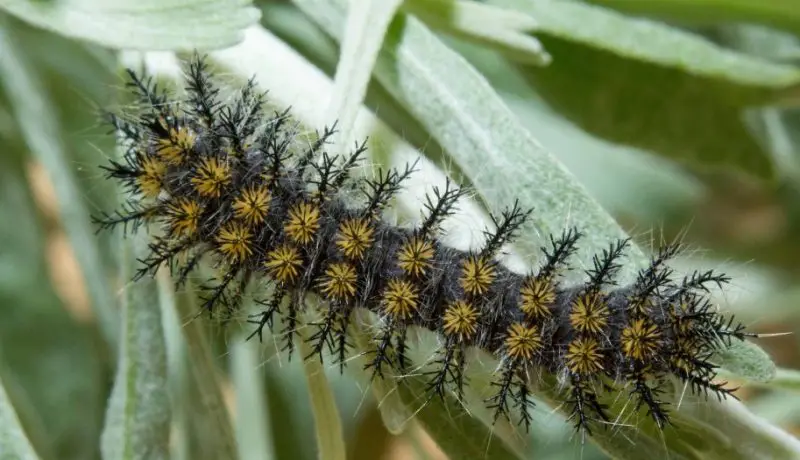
[
  {"x1": 100, "y1": 235, "x2": 170, "y2": 460},
  {"x1": 490, "y1": 0, "x2": 800, "y2": 180},
  {"x1": 0, "y1": 0, "x2": 260, "y2": 50}
]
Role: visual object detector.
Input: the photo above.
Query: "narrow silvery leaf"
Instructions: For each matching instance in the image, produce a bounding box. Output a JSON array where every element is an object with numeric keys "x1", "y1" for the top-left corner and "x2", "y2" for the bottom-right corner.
[
  {"x1": 0, "y1": 374, "x2": 40, "y2": 460},
  {"x1": 100, "y1": 234, "x2": 170, "y2": 460},
  {"x1": 0, "y1": 0, "x2": 260, "y2": 50}
]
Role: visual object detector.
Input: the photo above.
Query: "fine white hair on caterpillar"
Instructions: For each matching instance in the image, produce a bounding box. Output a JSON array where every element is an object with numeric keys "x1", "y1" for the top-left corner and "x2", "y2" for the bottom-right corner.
[{"x1": 93, "y1": 53, "x2": 756, "y2": 438}]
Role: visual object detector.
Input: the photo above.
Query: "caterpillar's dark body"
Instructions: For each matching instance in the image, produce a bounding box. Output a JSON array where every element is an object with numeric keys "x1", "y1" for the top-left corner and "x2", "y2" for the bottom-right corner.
[{"x1": 95, "y1": 55, "x2": 750, "y2": 437}]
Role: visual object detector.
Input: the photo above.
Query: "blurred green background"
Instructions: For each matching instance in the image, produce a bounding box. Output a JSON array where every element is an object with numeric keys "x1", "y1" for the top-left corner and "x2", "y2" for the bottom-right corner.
[{"x1": 2, "y1": 0, "x2": 800, "y2": 459}]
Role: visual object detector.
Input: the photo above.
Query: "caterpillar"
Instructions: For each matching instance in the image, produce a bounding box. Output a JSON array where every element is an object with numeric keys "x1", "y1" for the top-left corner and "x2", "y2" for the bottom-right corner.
[{"x1": 93, "y1": 54, "x2": 754, "y2": 438}]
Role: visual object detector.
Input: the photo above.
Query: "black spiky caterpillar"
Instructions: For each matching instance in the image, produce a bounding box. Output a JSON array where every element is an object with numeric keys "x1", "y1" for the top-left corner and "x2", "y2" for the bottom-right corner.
[{"x1": 93, "y1": 53, "x2": 755, "y2": 438}]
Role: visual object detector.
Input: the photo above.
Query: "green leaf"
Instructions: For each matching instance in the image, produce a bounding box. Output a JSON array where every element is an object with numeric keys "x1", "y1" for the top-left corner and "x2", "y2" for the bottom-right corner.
[
  {"x1": 349, "y1": 313, "x2": 411, "y2": 436},
  {"x1": 299, "y1": 327, "x2": 347, "y2": 460},
  {"x1": 445, "y1": 38, "x2": 705, "y2": 221},
  {"x1": 758, "y1": 107, "x2": 800, "y2": 183},
  {"x1": 748, "y1": 392, "x2": 800, "y2": 427},
  {"x1": 259, "y1": 2, "x2": 341, "y2": 74},
  {"x1": 0, "y1": 369, "x2": 51, "y2": 460},
  {"x1": 232, "y1": 334, "x2": 275, "y2": 460},
  {"x1": 770, "y1": 368, "x2": 800, "y2": 392},
  {"x1": 100, "y1": 235, "x2": 170, "y2": 460},
  {"x1": 390, "y1": 330, "x2": 527, "y2": 460},
  {"x1": 0, "y1": 15, "x2": 119, "y2": 350},
  {"x1": 670, "y1": 399, "x2": 800, "y2": 459},
  {"x1": 156, "y1": 273, "x2": 192, "y2": 460},
  {"x1": 715, "y1": 339, "x2": 777, "y2": 383},
  {"x1": 587, "y1": 0, "x2": 800, "y2": 36},
  {"x1": 168, "y1": 282, "x2": 240, "y2": 460},
  {"x1": 489, "y1": 0, "x2": 800, "y2": 180},
  {"x1": 496, "y1": 0, "x2": 800, "y2": 87},
  {"x1": 158, "y1": 275, "x2": 239, "y2": 460},
  {"x1": 718, "y1": 24, "x2": 800, "y2": 64},
  {"x1": 0, "y1": 374, "x2": 40, "y2": 460},
  {"x1": 719, "y1": 367, "x2": 800, "y2": 393},
  {"x1": 260, "y1": 354, "x2": 319, "y2": 460},
  {"x1": 403, "y1": 0, "x2": 550, "y2": 65},
  {"x1": 324, "y1": 0, "x2": 403, "y2": 152},
  {"x1": 397, "y1": 381, "x2": 525, "y2": 460},
  {"x1": 0, "y1": 0, "x2": 260, "y2": 50}
]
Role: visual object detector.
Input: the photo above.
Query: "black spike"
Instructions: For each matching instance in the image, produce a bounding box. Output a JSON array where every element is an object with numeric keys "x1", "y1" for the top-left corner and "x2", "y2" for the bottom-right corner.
[
  {"x1": 361, "y1": 159, "x2": 419, "y2": 218},
  {"x1": 183, "y1": 52, "x2": 221, "y2": 129},
  {"x1": 480, "y1": 199, "x2": 532, "y2": 258},
  {"x1": 585, "y1": 238, "x2": 630, "y2": 292},
  {"x1": 247, "y1": 287, "x2": 286, "y2": 342},
  {"x1": 418, "y1": 178, "x2": 467, "y2": 238}
]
